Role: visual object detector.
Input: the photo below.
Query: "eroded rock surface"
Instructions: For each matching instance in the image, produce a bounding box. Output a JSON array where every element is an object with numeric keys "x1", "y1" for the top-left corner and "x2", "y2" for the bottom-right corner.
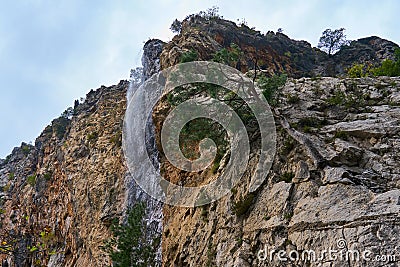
[{"x1": 159, "y1": 77, "x2": 400, "y2": 267}]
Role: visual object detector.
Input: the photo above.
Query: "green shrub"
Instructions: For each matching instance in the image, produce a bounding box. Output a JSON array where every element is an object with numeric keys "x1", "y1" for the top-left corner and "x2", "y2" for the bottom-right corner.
[
  {"x1": 347, "y1": 63, "x2": 366, "y2": 78},
  {"x1": 233, "y1": 193, "x2": 255, "y2": 216},
  {"x1": 8, "y1": 172, "x2": 14, "y2": 180},
  {"x1": 201, "y1": 206, "x2": 209, "y2": 222},
  {"x1": 212, "y1": 43, "x2": 242, "y2": 67},
  {"x1": 170, "y1": 19, "x2": 182, "y2": 34},
  {"x1": 326, "y1": 91, "x2": 347, "y2": 106},
  {"x1": 371, "y1": 59, "x2": 400, "y2": 77},
  {"x1": 326, "y1": 89, "x2": 367, "y2": 110},
  {"x1": 302, "y1": 125, "x2": 311, "y2": 133},
  {"x1": 257, "y1": 73, "x2": 287, "y2": 106},
  {"x1": 21, "y1": 144, "x2": 31, "y2": 156},
  {"x1": 281, "y1": 137, "x2": 295, "y2": 156},
  {"x1": 370, "y1": 48, "x2": 400, "y2": 77},
  {"x1": 43, "y1": 172, "x2": 52, "y2": 180},
  {"x1": 102, "y1": 202, "x2": 155, "y2": 267},
  {"x1": 283, "y1": 212, "x2": 293, "y2": 220},
  {"x1": 180, "y1": 49, "x2": 198, "y2": 63},
  {"x1": 27, "y1": 175, "x2": 36, "y2": 186},
  {"x1": 211, "y1": 161, "x2": 220, "y2": 174}
]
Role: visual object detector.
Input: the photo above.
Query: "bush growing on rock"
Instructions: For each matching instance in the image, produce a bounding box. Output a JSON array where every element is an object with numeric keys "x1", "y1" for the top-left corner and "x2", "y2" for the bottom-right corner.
[
  {"x1": 179, "y1": 49, "x2": 198, "y2": 63},
  {"x1": 347, "y1": 63, "x2": 367, "y2": 78},
  {"x1": 101, "y1": 202, "x2": 155, "y2": 267},
  {"x1": 257, "y1": 73, "x2": 287, "y2": 106},
  {"x1": 27, "y1": 175, "x2": 36, "y2": 186},
  {"x1": 370, "y1": 48, "x2": 400, "y2": 76}
]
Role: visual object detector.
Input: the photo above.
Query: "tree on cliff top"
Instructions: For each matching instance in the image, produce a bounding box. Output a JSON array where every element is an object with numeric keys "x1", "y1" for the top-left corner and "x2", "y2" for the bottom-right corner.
[{"x1": 318, "y1": 28, "x2": 349, "y2": 56}]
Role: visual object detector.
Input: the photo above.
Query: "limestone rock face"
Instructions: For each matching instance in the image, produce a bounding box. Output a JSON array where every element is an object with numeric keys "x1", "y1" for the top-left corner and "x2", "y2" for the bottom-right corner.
[
  {"x1": 154, "y1": 16, "x2": 400, "y2": 267},
  {"x1": 0, "y1": 82, "x2": 131, "y2": 266},
  {"x1": 158, "y1": 76, "x2": 400, "y2": 267}
]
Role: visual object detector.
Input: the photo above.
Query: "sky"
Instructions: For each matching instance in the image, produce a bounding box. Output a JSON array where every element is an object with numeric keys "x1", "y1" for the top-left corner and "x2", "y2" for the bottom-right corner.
[{"x1": 0, "y1": 0, "x2": 399, "y2": 158}]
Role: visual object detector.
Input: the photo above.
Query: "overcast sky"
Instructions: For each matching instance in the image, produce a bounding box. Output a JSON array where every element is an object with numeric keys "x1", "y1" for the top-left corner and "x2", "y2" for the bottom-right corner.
[{"x1": 0, "y1": 0, "x2": 399, "y2": 158}]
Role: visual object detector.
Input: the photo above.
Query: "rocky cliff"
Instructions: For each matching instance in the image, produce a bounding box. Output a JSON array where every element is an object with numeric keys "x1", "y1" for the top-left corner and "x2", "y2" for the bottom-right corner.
[
  {"x1": 158, "y1": 76, "x2": 400, "y2": 266},
  {"x1": 156, "y1": 16, "x2": 400, "y2": 267},
  {"x1": 0, "y1": 14, "x2": 399, "y2": 267}
]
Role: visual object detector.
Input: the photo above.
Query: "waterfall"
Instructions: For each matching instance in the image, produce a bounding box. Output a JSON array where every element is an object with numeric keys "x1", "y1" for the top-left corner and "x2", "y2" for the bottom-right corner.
[{"x1": 124, "y1": 39, "x2": 165, "y2": 266}]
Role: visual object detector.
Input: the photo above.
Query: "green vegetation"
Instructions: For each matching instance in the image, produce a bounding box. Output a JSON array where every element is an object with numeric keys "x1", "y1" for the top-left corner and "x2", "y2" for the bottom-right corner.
[
  {"x1": 168, "y1": 41, "x2": 270, "y2": 174},
  {"x1": 347, "y1": 63, "x2": 367, "y2": 78},
  {"x1": 233, "y1": 193, "x2": 255, "y2": 216},
  {"x1": 284, "y1": 212, "x2": 294, "y2": 220},
  {"x1": 102, "y1": 202, "x2": 155, "y2": 267},
  {"x1": 281, "y1": 136, "x2": 296, "y2": 156},
  {"x1": 180, "y1": 49, "x2": 198, "y2": 63},
  {"x1": 172, "y1": 6, "x2": 221, "y2": 35},
  {"x1": 236, "y1": 237, "x2": 243, "y2": 247},
  {"x1": 325, "y1": 87, "x2": 370, "y2": 111},
  {"x1": 52, "y1": 117, "x2": 69, "y2": 140},
  {"x1": 326, "y1": 91, "x2": 347, "y2": 106},
  {"x1": 279, "y1": 172, "x2": 295, "y2": 183},
  {"x1": 200, "y1": 205, "x2": 209, "y2": 222},
  {"x1": 346, "y1": 48, "x2": 400, "y2": 77},
  {"x1": 21, "y1": 144, "x2": 31, "y2": 156},
  {"x1": 212, "y1": 43, "x2": 242, "y2": 67},
  {"x1": 179, "y1": 118, "x2": 228, "y2": 170},
  {"x1": 257, "y1": 73, "x2": 287, "y2": 106},
  {"x1": 294, "y1": 117, "x2": 328, "y2": 133},
  {"x1": 168, "y1": 44, "x2": 271, "y2": 177},
  {"x1": 27, "y1": 175, "x2": 37, "y2": 186},
  {"x1": 8, "y1": 172, "x2": 14, "y2": 180},
  {"x1": 210, "y1": 160, "x2": 220, "y2": 174},
  {"x1": 310, "y1": 75, "x2": 322, "y2": 81},
  {"x1": 43, "y1": 172, "x2": 52, "y2": 180},
  {"x1": 371, "y1": 55, "x2": 400, "y2": 77}
]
